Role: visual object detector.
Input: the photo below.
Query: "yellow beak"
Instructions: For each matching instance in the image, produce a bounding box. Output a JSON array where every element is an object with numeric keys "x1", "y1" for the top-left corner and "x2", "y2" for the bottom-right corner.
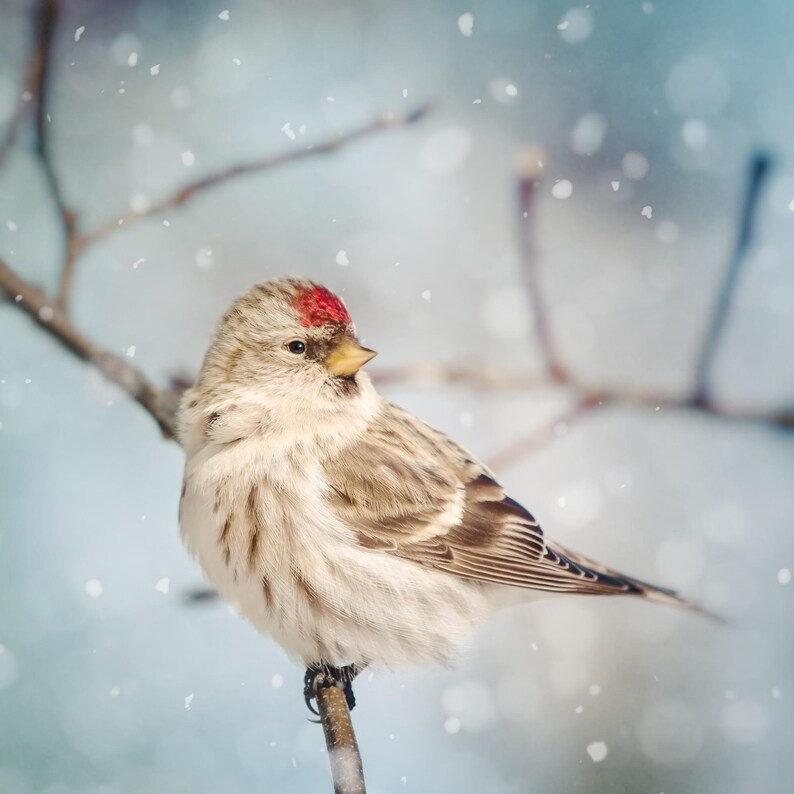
[{"x1": 325, "y1": 339, "x2": 377, "y2": 377}]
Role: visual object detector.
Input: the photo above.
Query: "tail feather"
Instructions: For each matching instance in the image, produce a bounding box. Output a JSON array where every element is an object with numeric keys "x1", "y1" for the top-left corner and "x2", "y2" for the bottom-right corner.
[
  {"x1": 551, "y1": 542, "x2": 726, "y2": 623},
  {"x1": 621, "y1": 573, "x2": 727, "y2": 623}
]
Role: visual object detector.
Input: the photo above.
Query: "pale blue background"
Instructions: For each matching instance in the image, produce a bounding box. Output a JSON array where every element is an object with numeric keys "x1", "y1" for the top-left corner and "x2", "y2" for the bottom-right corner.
[{"x1": 1, "y1": 0, "x2": 793, "y2": 792}]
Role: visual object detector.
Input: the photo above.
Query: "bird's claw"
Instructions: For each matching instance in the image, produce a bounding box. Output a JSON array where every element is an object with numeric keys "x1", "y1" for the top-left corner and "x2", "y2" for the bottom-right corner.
[{"x1": 303, "y1": 664, "x2": 359, "y2": 716}]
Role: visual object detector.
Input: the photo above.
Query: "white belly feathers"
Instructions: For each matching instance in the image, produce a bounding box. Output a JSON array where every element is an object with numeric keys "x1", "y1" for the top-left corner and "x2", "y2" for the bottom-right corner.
[{"x1": 179, "y1": 433, "x2": 486, "y2": 668}]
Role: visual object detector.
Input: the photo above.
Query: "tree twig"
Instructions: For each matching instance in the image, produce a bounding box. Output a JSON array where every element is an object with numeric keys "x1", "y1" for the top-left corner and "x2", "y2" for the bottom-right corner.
[
  {"x1": 78, "y1": 104, "x2": 433, "y2": 250},
  {"x1": 691, "y1": 152, "x2": 773, "y2": 406},
  {"x1": 517, "y1": 152, "x2": 567, "y2": 383},
  {"x1": 485, "y1": 396, "x2": 605, "y2": 471},
  {"x1": 0, "y1": 257, "x2": 178, "y2": 438},
  {"x1": 0, "y1": 25, "x2": 36, "y2": 169},
  {"x1": 372, "y1": 363, "x2": 794, "y2": 430},
  {"x1": 23, "y1": 0, "x2": 81, "y2": 310},
  {"x1": 316, "y1": 685, "x2": 367, "y2": 794}
]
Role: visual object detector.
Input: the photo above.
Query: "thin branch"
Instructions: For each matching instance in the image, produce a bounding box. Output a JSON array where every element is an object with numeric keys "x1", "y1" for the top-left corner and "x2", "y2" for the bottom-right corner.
[
  {"x1": 372, "y1": 362, "x2": 794, "y2": 429},
  {"x1": 24, "y1": 0, "x2": 80, "y2": 310},
  {"x1": 692, "y1": 152, "x2": 773, "y2": 406},
  {"x1": 316, "y1": 685, "x2": 367, "y2": 794},
  {"x1": 79, "y1": 103, "x2": 433, "y2": 249},
  {"x1": 0, "y1": 26, "x2": 37, "y2": 169},
  {"x1": 0, "y1": 92, "x2": 30, "y2": 171},
  {"x1": 372, "y1": 362, "x2": 550, "y2": 391},
  {"x1": 0, "y1": 257, "x2": 177, "y2": 439},
  {"x1": 517, "y1": 153, "x2": 567, "y2": 383},
  {"x1": 485, "y1": 397, "x2": 604, "y2": 471}
]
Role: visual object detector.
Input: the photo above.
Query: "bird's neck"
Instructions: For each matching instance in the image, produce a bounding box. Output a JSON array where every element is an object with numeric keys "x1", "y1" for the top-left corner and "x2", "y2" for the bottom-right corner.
[{"x1": 178, "y1": 373, "x2": 383, "y2": 458}]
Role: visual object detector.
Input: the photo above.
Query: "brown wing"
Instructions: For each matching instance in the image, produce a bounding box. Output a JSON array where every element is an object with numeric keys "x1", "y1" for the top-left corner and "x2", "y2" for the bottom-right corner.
[{"x1": 324, "y1": 403, "x2": 673, "y2": 598}]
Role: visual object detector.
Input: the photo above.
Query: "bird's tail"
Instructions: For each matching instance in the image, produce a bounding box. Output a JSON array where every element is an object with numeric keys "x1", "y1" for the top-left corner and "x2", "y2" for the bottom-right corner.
[
  {"x1": 551, "y1": 541, "x2": 727, "y2": 623},
  {"x1": 621, "y1": 573, "x2": 727, "y2": 624}
]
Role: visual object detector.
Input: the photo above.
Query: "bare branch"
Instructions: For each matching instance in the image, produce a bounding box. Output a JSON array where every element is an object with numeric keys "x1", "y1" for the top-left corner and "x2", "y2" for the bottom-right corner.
[
  {"x1": 486, "y1": 397, "x2": 604, "y2": 471},
  {"x1": 0, "y1": 257, "x2": 177, "y2": 439},
  {"x1": 372, "y1": 361, "x2": 550, "y2": 391},
  {"x1": 516, "y1": 150, "x2": 567, "y2": 383},
  {"x1": 21, "y1": 0, "x2": 81, "y2": 310},
  {"x1": 0, "y1": 92, "x2": 30, "y2": 171},
  {"x1": 372, "y1": 362, "x2": 794, "y2": 430},
  {"x1": 79, "y1": 104, "x2": 433, "y2": 250},
  {"x1": 0, "y1": 27, "x2": 37, "y2": 169},
  {"x1": 692, "y1": 151, "x2": 773, "y2": 406},
  {"x1": 316, "y1": 685, "x2": 367, "y2": 794}
]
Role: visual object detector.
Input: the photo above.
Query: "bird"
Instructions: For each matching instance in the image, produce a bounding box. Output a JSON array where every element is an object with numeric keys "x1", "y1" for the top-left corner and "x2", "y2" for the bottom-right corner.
[{"x1": 178, "y1": 277, "x2": 708, "y2": 712}]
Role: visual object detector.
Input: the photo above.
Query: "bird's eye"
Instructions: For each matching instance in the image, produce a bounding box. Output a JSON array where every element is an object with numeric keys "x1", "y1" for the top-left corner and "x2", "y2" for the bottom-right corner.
[{"x1": 287, "y1": 340, "x2": 306, "y2": 355}]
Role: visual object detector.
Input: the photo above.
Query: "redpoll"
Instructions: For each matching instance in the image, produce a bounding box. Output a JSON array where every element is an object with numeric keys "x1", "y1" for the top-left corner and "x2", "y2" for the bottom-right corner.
[{"x1": 178, "y1": 278, "x2": 704, "y2": 709}]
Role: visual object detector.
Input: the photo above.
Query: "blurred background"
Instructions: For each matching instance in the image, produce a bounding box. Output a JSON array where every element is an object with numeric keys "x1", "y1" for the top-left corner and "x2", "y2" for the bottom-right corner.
[{"x1": 1, "y1": 0, "x2": 793, "y2": 791}]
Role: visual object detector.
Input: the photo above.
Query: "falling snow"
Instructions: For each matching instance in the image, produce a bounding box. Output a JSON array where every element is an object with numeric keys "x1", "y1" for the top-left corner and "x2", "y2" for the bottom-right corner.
[
  {"x1": 552, "y1": 179, "x2": 573, "y2": 199},
  {"x1": 457, "y1": 12, "x2": 474, "y2": 37},
  {"x1": 587, "y1": 741, "x2": 608, "y2": 762}
]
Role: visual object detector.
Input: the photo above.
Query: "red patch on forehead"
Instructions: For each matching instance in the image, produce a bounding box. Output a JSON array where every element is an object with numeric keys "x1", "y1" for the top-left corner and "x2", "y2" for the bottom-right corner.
[{"x1": 293, "y1": 286, "x2": 351, "y2": 327}]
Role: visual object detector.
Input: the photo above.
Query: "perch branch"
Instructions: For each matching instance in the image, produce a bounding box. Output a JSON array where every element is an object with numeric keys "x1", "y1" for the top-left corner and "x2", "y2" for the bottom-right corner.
[
  {"x1": 691, "y1": 152, "x2": 773, "y2": 406},
  {"x1": 316, "y1": 685, "x2": 367, "y2": 794}
]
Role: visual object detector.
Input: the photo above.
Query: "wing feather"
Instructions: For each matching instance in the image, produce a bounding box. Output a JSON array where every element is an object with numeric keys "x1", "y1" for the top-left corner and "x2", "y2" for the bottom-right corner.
[{"x1": 324, "y1": 403, "x2": 684, "y2": 602}]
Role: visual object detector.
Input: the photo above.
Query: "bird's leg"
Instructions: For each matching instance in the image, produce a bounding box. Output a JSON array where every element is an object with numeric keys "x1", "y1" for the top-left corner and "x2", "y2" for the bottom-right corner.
[{"x1": 303, "y1": 663, "x2": 362, "y2": 714}]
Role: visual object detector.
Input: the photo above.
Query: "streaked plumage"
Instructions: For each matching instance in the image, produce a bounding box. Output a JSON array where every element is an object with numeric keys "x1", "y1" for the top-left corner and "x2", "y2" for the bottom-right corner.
[{"x1": 178, "y1": 277, "x2": 699, "y2": 671}]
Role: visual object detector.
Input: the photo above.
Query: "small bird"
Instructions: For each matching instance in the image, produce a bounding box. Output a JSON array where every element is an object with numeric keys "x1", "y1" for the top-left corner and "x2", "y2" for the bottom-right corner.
[{"x1": 178, "y1": 277, "x2": 704, "y2": 711}]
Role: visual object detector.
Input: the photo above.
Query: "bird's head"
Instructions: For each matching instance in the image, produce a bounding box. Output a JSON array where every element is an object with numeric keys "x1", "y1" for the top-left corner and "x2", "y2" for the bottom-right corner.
[{"x1": 187, "y1": 278, "x2": 378, "y2": 439}]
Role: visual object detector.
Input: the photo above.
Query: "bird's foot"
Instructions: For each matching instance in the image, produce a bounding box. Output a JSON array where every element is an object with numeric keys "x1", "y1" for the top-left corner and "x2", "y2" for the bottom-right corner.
[{"x1": 303, "y1": 663, "x2": 360, "y2": 715}]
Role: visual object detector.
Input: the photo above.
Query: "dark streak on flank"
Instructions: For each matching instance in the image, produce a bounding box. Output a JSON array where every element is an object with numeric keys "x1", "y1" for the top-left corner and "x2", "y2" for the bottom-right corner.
[
  {"x1": 262, "y1": 574, "x2": 272, "y2": 608},
  {"x1": 295, "y1": 570, "x2": 324, "y2": 613},
  {"x1": 205, "y1": 411, "x2": 221, "y2": 437},
  {"x1": 246, "y1": 485, "x2": 260, "y2": 569},
  {"x1": 220, "y1": 514, "x2": 232, "y2": 566}
]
